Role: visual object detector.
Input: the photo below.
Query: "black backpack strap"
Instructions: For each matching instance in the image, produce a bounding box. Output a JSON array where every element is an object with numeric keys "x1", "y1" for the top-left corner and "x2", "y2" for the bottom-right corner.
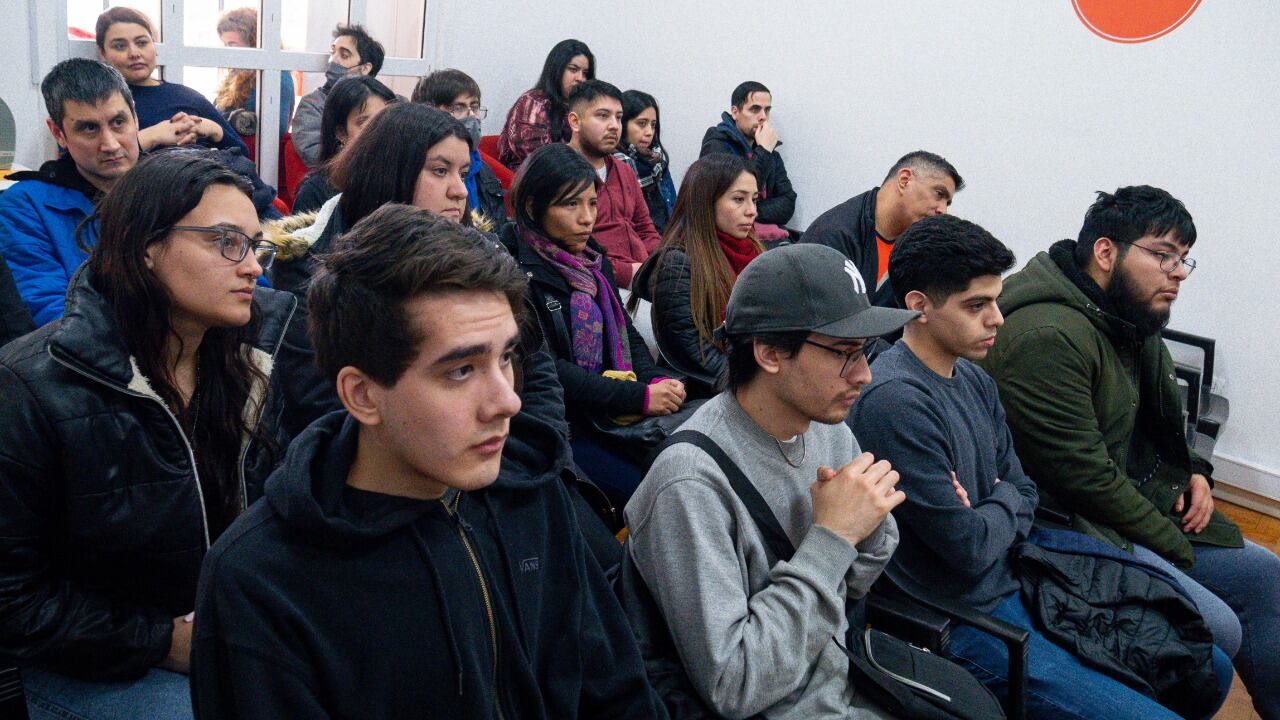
[{"x1": 657, "y1": 430, "x2": 796, "y2": 564}]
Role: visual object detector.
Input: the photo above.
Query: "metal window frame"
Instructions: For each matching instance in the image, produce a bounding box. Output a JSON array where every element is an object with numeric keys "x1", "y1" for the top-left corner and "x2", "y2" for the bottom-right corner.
[{"x1": 49, "y1": 0, "x2": 434, "y2": 191}]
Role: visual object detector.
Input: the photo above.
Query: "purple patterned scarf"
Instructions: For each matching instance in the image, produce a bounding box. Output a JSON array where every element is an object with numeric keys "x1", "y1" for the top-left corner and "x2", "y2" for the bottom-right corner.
[{"x1": 524, "y1": 229, "x2": 633, "y2": 373}]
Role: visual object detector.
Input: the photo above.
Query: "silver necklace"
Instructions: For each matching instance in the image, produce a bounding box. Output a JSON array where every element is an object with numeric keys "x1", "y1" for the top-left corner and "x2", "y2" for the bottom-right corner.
[{"x1": 774, "y1": 434, "x2": 806, "y2": 468}]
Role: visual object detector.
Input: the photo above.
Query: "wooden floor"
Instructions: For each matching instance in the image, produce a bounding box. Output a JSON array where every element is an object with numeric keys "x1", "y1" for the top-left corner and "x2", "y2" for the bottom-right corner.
[{"x1": 1212, "y1": 499, "x2": 1280, "y2": 720}]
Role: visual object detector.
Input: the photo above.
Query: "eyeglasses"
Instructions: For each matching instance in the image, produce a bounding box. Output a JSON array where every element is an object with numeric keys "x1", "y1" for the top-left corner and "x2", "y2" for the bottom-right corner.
[
  {"x1": 447, "y1": 103, "x2": 487, "y2": 120},
  {"x1": 1116, "y1": 240, "x2": 1196, "y2": 275},
  {"x1": 803, "y1": 339, "x2": 866, "y2": 378},
  {"x1": 172, "y1": 225, "x2": 277, "y2": 271}
]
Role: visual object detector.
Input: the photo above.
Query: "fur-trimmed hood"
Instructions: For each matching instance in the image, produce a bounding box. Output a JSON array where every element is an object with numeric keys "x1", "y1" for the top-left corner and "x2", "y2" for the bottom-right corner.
[{"x1": 265, "y1": 193, "x2": 496, "y2": 264}]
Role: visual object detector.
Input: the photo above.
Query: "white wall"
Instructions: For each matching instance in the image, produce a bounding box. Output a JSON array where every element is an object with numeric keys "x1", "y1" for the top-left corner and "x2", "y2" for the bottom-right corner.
[
  {"x1": 430, "y1": 0, "x2": 1280, "y2": 498},
  {"x1": 2, "y1": 1, "x2": 59, "y2": 171}
]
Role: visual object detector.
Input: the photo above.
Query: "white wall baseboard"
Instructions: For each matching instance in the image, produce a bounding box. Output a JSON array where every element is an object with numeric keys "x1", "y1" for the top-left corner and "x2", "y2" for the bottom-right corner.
[{"x1": 1212, "y1": 452, "x2": 1280, "y2": 519}]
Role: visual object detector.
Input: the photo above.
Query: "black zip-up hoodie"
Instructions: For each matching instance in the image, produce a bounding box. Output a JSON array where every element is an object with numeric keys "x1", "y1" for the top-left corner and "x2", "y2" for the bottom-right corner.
[{"x1": 191, "y1": 410, "x2": 665, "y2": 719}]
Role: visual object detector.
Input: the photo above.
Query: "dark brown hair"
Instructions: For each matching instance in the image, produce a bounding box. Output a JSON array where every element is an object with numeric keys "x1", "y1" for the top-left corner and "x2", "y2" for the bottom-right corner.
[
  {"x1": 95, "y1": 6, "x2": 155, "y2": 49},
  {"x1": 308, "y1": 204, "x2": 527, "y2": 386},
  {"x1": 631, "y1": 153, "x2": 760, "y2": 353},
  {"x1": 331, "y1": 102, "x2": 471, "y2": 227}
]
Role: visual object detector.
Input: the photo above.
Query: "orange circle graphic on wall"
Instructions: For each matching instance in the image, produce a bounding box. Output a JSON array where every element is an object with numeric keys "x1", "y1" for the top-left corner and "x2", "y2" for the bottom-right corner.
[{"x1": 1072, "y1": 0, "x2": 1203, "y2": 43}]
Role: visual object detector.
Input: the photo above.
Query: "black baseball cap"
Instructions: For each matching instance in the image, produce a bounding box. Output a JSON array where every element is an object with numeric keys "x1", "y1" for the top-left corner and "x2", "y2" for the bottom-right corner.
[{"x1": 715, "y1": 244, "x2": 919, "y2": 340}]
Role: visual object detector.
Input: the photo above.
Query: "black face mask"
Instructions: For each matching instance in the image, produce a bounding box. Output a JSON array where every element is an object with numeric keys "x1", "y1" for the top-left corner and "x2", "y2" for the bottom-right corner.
[{"x1": 1106, "y1": 259, "x2": 1170, "y2": 338}]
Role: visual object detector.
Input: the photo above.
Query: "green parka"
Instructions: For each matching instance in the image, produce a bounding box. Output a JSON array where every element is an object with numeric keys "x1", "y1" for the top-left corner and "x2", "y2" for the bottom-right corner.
[{"x1": 979, "y1": 240, "x2": 1241, "y2": 569}]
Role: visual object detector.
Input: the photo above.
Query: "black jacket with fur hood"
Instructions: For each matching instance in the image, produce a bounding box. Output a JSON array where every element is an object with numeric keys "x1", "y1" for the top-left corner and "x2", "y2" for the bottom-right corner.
[{"x1": 0, "y1": 266, "x2": 296, "y2": 681}]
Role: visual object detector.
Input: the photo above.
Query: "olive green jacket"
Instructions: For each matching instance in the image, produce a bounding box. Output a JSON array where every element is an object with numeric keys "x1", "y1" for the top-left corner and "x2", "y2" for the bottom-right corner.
[{"x1": 979, "y1": 241, "x2": 1241, "y2": 568}]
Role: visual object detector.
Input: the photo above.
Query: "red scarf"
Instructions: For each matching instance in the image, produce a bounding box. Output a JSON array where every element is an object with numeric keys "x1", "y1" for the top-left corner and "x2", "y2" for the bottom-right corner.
[{"x1": 716, "y1": 230, "x2": 761, "y2": 277}]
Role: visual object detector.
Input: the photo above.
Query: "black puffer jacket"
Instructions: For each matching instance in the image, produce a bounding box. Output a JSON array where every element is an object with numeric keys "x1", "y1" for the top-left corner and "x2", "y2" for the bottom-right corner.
[
  {"x1": 0, "y1": 266, "x2": 296, "y2": 681},
  {"x1": 1016, "y1": 528, "x2": 1219, "y2": 719},
  {"x1": 0, "y1": 251, "x2": 34, "y2": 348},
  {"x1": 631, "y1": 247, "x2": 723, "y2": 397},
  {"x1": 500, "y1": 224, "x2": 664, "y2": 422}
]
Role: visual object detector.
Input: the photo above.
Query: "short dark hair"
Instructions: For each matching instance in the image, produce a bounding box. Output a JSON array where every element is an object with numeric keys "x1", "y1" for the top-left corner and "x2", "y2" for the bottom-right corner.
[
  {"x1": 308, "y1": 204, "x2": 528, "y2": 386},
  {"x1": 319, "y1": 75, "x2": 397, "y2": 164},
  {"x1": 621, "y1": 89, "x2": 662, "y2": 148},
  {"x1": 889, "y1": 214, "x2": 1015, "y2": 306},
  {"x1": 41, "y1": 58, "x2": 136, "y2": 128},
  {"x1": 724, "y1": 331, "x2": 807, "y2": 390},
  {"x1": 1074, "y1": 185, "x2": 1196, "y2": 268},
  {"x1": 510, "y1": 143, "x2": 599, "y2": 235},
  {"x1": 95, "y1": 6, "x2": 154, "y2": 50},
  {"x1": 567, "y1": 79, "x2": 622, "y2": 113},
  {"x1": 412, "y1": 68, "x2": 481, "y2": 107},
  {"x1": 332, "y1": 103, "x2": 470, "y2": 226},
  {"x1": 731, "y1": 81, "x2": 770, "y2": 109},
  {"x1": 883, "y1": 150, "x2": 965, "y2": 192},
  {"x1": 333, "y1": 23, "x2": 385, "y2": 76}
]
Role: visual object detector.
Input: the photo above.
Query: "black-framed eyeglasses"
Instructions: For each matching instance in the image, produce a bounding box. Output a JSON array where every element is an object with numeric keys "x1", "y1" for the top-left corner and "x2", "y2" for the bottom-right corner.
[
  {"x1": 173, "y1": 225, "x2": 276, "y2": 270},
  {"x1": 803, "y1": 339, "x2": 866, "y2": 378},
  {"x1": 447, "y1": 103, "x2": 488, "y2": 119},
  {"x1": 1116, "y1": 239, "x2": 1196, "y2": 275}
]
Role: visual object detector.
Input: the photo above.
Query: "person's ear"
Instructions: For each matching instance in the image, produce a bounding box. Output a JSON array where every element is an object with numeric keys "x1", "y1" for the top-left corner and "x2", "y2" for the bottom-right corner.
[
  {"x1": 903, "y1": 289, "x2": 931, "y2": 318},
  {"x1": 1093, "y1": 236, "x2": 1121, "y2": 274},
  {"x1": 334, "y1": 126, "x2": 348, "y2": 145},
  {"x1": 46, "y1": 118, "x2": 68, "y2": 149},
  {"x1": 729, "y1": 105, "x2": 741, "y2": 122},
  {"x1": 567, "y1": 109, "x2": 582, "y2": 134},
  {"x1": 897, "y1": 167, "x2": 914, "y2": 193},
  {"x1": 336, "y1": 366, "x2": 385, "y2": 425},
  {"x1": 753, "y1": 338, "x2": 786, "y2": 377}
]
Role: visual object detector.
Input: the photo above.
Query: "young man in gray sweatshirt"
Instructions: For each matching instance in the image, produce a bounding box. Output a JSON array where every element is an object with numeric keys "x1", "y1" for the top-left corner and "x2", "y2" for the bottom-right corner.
[
  {"x1": 849, "y1": 214, "x2": 1194, "y2": 720},
  {"x1": 625, "y1": 243, "x2": 918, "y2": 719}
]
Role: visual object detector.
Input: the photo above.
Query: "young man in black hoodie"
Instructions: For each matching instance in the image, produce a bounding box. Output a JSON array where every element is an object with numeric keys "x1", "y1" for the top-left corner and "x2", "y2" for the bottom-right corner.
[
  {"x1": 191, "y1": 204, "x2": 664, "y2": 719},
  {"x1": 699, "y1": 81, "x2": 797, "y2": 230}
]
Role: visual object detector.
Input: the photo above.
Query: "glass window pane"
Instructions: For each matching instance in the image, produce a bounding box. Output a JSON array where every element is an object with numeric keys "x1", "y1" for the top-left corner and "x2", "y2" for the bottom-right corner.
[
  {"x1": 189, "y1": 3, "x2": 263, "y2": 49},
  {"x1": 281, "y1": 0, "x2": 352, "y2": 97},
  {"x1": 365, "y1": 0, "x2": 426, "y2": 60},
  {"x1": 69, "y1": 0, "x2": 162, "y2": 41}
]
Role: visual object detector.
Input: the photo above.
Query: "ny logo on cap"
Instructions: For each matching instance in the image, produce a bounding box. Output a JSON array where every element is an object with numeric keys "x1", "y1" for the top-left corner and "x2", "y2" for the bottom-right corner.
[{"x1": 843, "y1": 259, "x2": 866, "y2": 294}]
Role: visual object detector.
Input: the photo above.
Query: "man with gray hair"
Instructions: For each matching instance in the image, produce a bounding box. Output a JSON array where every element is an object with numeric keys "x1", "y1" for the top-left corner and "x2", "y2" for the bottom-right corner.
[
  {"x1": 0, "y1": 58, "x2": 139, "y2": 325},
  {"x1": 802, "y1": 150, "x2": 964, "y2": 309}
]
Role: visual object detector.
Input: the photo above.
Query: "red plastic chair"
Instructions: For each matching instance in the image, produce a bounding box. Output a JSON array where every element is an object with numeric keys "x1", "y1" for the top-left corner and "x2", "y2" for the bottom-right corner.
[{"x1": 479, "y1": 134, "x2": 501, "y2": 161}]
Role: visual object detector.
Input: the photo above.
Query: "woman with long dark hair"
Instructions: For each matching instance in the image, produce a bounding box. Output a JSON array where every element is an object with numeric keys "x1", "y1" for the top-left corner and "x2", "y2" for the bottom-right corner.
[
  {"x1": 497, "y1": 39, "x2": 594, "y2": 170},
  {"x1": 618, "y1": 90, "x2": 677, "y2": 232},
  {"x1": 96, "y1": 7, "x2": 248, "y2": 155},
  {"x1": 500, "y1": 143, "x2": 685, "y2": 504},
  {"x1": 0, "y1": 149, "x2": 292, "y2": 718},
  {"x1": 291, "y1": 75, "x2": 397, "y2": 213},
  {"x1": 630, "y1": 153, "x2": 762, "y2": 397}
]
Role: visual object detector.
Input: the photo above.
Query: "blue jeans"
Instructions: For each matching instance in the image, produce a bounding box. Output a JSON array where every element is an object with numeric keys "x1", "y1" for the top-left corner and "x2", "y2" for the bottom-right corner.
[
  {"x1": 947, "y1": 592, "x2": 1231, "y2": 720},
  {"x1": 1137, "y1": 539, "x2": 1280, "y2": 720},
  {"x1": 569, "y1": 435, "x2": 643, "y2": 508},
  {"x1": 23, "y1": 667, "x2": 192, "y2": 720}
]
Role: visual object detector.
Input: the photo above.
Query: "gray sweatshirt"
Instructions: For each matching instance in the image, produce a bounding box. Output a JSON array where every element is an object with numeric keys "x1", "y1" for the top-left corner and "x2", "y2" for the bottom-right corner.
[
  {"x1": 625, "y1": 392, "x2": 898, "y2": 720},
  {"x1": 850, "y1": 341, "x2": 1038, "y2": 612}
]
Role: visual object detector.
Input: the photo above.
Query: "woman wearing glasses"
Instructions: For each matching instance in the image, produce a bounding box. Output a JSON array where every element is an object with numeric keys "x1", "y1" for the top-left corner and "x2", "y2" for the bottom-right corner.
[{"x1": 0, "y1": 150, "x2": 291, "y2": 720}]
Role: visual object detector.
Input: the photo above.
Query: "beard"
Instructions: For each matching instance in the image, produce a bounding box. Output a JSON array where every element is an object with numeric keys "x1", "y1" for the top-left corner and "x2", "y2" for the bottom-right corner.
[{"x1": 1106, "y1": 264, "x2": 1170, "y2": 337}]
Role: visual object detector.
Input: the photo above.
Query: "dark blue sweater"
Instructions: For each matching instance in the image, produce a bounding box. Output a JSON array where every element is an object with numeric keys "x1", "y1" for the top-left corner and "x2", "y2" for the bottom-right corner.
[
  {"x1": 850, "y1": 341, "x2": 1038, "y2": 611},
  {"x1": 129, "y1": 81, "x2": 248, "y2": 155}
]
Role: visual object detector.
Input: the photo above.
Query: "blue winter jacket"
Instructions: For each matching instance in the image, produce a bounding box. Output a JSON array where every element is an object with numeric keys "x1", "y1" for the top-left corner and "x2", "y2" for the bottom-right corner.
[{"x1": 0, "y1": 168, "x2": 97, "y2": 326}]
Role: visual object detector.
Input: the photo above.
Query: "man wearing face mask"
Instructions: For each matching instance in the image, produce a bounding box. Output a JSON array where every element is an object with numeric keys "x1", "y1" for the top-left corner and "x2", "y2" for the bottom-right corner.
[
  {"x1": 412, "y1": 69, "x2": 508, "y2": 226},
  {"x1": 292, "y1": 23, "x2": 385, "y2": 168}
]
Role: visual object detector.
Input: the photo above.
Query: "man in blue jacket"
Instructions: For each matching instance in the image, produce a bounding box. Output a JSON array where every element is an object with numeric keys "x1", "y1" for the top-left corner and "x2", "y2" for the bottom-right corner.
[
  {"x1": 191, "y1": 205, "x2": 664, "y2": 719},
  {"x1": 700, "y1": 81, "x2": 797, "y2": 229},
  {"x1": 0, "y1": 59, "x2": 139, "y2": 326}
]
